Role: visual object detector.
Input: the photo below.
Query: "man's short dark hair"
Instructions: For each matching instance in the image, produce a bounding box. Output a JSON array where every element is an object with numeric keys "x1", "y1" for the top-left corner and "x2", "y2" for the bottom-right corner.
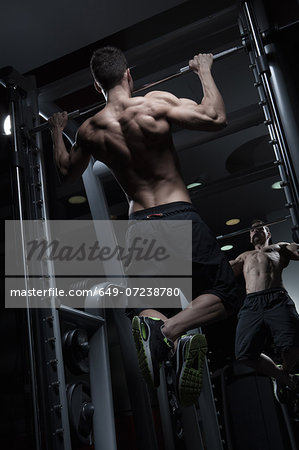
[{"x1": 90, "y1": 46, "x2": 128, "y2": 91}]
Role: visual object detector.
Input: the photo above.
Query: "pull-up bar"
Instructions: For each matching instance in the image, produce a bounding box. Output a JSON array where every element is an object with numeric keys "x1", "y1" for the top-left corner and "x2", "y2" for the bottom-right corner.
[
  {"x1": 134, "y1": 46, "x2": 244, "y2": 92},
  {"x1": 30, "y1": 45, "x2": 244, "y2": 135},
  {"x1": 216, "y1": 215, "x2": 291, "y2": 241}
]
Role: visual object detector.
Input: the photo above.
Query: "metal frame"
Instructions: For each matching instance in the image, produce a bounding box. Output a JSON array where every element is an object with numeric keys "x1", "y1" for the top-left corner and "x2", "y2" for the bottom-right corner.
[
  {"x1": 2, "y1": 71, "x2": 72, "y2": 450},
  {"x1": 240, "y1": 0, "x2": 299, "y2": 242}
]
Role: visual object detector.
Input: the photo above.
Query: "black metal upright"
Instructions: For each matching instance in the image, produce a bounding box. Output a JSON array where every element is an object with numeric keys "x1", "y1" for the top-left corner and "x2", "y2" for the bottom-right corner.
[
  {"x1": 239, "y1": 0, "x2": 299, "y2": 243},
  {"x1": 2, "y1": 68, "x2": 72, "y2": 450}
]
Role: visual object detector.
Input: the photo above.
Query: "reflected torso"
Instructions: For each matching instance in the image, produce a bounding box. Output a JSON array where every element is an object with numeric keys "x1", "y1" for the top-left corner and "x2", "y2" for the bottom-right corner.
[{"x1": 241, "y1": 244, "x2": 289, "y2": 293}]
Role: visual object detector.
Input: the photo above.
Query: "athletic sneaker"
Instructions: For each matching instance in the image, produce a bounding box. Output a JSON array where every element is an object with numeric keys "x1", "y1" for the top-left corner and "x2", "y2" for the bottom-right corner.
[
  {"x1": 132, "y1": 316, "x2": 174, "y2": 388},
  {"x1": 175, "y1": 334, "x2": 208, "y2": 407}
]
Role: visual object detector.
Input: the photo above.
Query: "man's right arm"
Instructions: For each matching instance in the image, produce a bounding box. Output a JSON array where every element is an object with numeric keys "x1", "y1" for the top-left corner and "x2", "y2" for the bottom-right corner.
[
  {"x1": 280, "y1": 242, "x2": 299, "y2": 261},
  {"x1": 163, "y1": 53, "x2": 227, "y2": 131},
  {"x1": 49, "y1": 112, "x2": 91, "y2": 183}
]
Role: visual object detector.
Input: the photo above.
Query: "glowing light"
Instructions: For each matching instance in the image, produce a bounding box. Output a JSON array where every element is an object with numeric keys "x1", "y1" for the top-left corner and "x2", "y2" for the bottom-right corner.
[
  {"x1": 187, "y1": 182, "x2": 202, "y2": 189},
  {"x1": 225, "y1": 218, "x2": 240, "y2": 226},
  {"x1": 221, "y1": 244, "x2": 233, "y2": 251},
  {"x1": 4, "y1": 115, "x2": 11, "y2": 135},
  {"x1": 68, "y1": 195, "x2": 87, "y2": 205},
  {"x1": 271, "y1": 181, "x2": 282, "y2": 190}
]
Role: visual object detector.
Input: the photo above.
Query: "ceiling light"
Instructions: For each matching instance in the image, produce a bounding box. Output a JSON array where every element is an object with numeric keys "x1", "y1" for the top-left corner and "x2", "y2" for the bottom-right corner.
[
  {"x1": 271, "y1": 181, "x2": 282, "y2": 190},
  {"x1": 68, "y1": 195, "x2": 87, "y2": 205},
  {"x1": 187, "y1": 182, "x2": 202, "y2": 189},
  {"x1": 3, "y1": 115, "x2": 11, "y2": 135},
  {"x1": 225, "y1": 218, "x2": 240, "y2": 226},
  {"x1": 221, "y1": 244, "x2": 233, "y2": 251}
]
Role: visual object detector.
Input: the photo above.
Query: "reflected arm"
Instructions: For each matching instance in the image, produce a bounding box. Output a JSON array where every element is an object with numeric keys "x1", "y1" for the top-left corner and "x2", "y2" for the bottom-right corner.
[
  {"x1": 229, "y1": 255, "x2": 245, "y2": 277},
  {"x1": 281, "y1": 242, "x2": 299, "y2": 261}
]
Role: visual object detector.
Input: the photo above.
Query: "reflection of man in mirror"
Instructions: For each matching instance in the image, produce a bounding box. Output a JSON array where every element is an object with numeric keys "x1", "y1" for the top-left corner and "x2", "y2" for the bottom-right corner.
[{"x1": 230, "y1": 219, "x2": 299, "y2": 401}]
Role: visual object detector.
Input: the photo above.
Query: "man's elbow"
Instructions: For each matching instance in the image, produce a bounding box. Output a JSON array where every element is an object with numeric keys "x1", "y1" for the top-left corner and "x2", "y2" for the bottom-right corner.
[
  {"x1": 204, "y1": 107, "x2": 227, "y2": 130},
  {"x1": 213, "y1": 114, "x2": 227, "y2": 130}
]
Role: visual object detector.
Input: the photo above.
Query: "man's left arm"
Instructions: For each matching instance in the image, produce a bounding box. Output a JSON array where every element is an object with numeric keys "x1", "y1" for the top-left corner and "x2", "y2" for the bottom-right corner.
[
  {"x1": 49, "y1": 112, "x2": 91, "y2": 183},
  {"x1": 158, "y1": 53, "x2": 227, "y2": 131},
  {"x1": 280, "y1": 242, "x2": 299, "y2": 260},
  {"x1": 229, "y1": 254, "x2": 245, "y2": 277},
  {"x1": 286, "y1": 242, "x2": 299, "y2": 260}
]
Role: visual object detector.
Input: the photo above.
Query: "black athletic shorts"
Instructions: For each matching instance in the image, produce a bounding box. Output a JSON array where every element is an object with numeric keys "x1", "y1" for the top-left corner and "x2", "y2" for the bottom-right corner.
[
  {"x1": 125, "y1": 201, "x2": 238, "y2": 317},
  {"x1": 235, "y1": 287, "x2": 299, "y2": 360}
]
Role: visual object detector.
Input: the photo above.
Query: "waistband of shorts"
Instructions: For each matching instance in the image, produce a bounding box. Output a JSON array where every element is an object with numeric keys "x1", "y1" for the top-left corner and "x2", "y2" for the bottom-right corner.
[
  {"x1": 246, "y1": 287, "x2": 287, "y2": 298},
  {"x1": 128, "y1": 201, "x2": 197, "y2": 220}
]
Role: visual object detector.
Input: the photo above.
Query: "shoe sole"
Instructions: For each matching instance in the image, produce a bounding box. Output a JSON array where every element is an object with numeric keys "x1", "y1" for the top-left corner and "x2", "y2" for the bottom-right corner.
[
  {"x1": 178, "y1": 334, "x2": 208, "y2": 407},
  {"x1": 132, "y1": 316, "x2": 155, "y2": 388}
]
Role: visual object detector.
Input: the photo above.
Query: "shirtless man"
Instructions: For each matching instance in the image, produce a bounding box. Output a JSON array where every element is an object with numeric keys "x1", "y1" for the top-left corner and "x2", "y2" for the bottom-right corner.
[
  {"x1": 49, "y1": 46, "x2": 238, "y2": 406},
  {"x1": 230, "y1": 220, "x2": 299, "y2": 399}
]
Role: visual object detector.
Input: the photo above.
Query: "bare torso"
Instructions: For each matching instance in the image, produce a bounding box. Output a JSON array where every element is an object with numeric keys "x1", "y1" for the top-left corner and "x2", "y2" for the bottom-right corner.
[
  {"x1": 240, "y1": 244, "x2": 290, "y2": 293},
  {"x1": 78, "y1": 92, "x2": 191, "y2": 213}
]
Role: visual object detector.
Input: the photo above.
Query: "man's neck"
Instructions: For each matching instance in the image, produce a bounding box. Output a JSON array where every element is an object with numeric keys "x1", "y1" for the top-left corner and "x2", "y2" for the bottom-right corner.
[
  {"x1": 254, "y1": 239, "x2": 270, "y2": 251},
  {"x1": 106, "y1": 83, "x2": 131, "y2": 104}
]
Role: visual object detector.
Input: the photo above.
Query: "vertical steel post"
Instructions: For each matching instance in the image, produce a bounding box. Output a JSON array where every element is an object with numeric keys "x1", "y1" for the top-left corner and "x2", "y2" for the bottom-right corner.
[
  {"x1": 4, "y1": 74, "x2": 72, "y2": 450},
  {"x1": 7, "y1": 84, "x2": 42, "y2": 450},
  {"x1": 241, "y1": 1, "x2": 299, "y2": 240}
]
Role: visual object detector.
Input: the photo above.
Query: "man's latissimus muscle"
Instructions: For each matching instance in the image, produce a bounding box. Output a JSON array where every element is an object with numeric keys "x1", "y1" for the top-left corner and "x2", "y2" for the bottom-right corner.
[{"x1": 77, "y1": 93, "x2": 192, "y2": 212}]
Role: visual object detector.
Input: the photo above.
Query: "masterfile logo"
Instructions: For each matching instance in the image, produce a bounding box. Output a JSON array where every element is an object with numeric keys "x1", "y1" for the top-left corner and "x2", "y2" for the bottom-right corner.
[{"x1": 5, "y1": 219, "x2": 192, "y2": 308}]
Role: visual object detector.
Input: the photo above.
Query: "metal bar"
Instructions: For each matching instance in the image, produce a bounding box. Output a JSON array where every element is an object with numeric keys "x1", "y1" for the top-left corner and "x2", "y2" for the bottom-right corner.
[
  {"x1": 243, "y1": 2, "x2": 262, "y2": 57},
  {"x1": 89, "y1": 325, "x2": 118, "y2": 450},
  {"x1": 175, "y1": 46, "x2": 244, "y2": 75},
  {"x1": 8, "y1": 87, "x2": 42, "y2": 450},
  {"x1": 30, "y1": 45, "x2": 244, "y2": 135},
  {"x1": 216, "y1": 215, "x2": 291, "y2": 241},
  {"x1": 134, "y1": 45, "x2": 244, "y2": 92},
  {"x1": 156, "y1": 368, "x2": 176, "y2": 450},
  {"x1": 279, "y1": 19, "x2": 299, "y2": 32},
  {"x1": 197, "y1": 358, "x2": 224, "y2": 450},
  {"x1": 31, "y1": 109, "x2": 81, "y2": 134},
  {"x1": 38, "y1": 6, "x2": 238, "y2": 104}
]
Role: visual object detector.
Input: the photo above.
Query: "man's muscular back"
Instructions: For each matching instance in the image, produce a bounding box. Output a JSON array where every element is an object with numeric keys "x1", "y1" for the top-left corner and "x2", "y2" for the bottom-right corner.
[
  {"x1": 77, "y1": 91, "x2": 192, "y2": 212},
  {"x1": 49, "y1": 52, "x2": 227, "y2": 211}
]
